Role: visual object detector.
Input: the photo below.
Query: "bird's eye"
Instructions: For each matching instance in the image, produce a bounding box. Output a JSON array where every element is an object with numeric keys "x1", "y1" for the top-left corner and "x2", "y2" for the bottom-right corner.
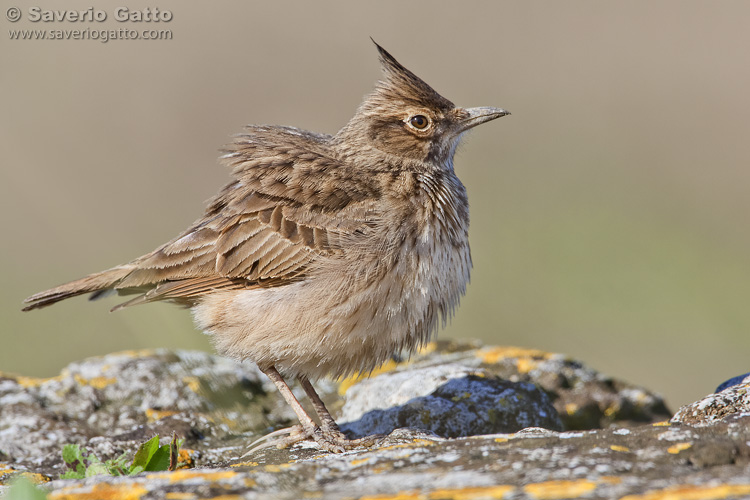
[{"x1": 409, "y1": 115, "x2": 430, "y2": 130}]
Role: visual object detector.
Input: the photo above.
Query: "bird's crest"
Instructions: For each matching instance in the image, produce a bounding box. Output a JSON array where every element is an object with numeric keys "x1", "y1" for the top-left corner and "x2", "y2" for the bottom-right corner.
[{"x1": 370, "y1": 39, "x2": 454, "y2": 111}]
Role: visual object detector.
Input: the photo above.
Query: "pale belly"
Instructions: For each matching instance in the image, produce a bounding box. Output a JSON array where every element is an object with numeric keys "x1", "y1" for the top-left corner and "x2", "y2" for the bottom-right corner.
[{"x1": 192, "y1": 229, "x2": 471, "y2": 380}]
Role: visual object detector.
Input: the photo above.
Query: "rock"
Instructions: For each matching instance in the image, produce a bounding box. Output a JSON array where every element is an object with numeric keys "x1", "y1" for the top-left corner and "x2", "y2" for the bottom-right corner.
[
  {"x1": 671, "y1": 382, "x2": 750, "y2": 426},
  {"x1": 4, "y1": 340, "x2": 745, "y2": 500},
  {"x1": 340, "y1": 364, "x2": 563, "y2": 437},
  {"x1": 381, "y1": 341, "x2": 673, "y2": 429},
  {"x1": 0, "y1": 349, "x2": 285, "y2": 476},
  {"x1": 5, "y1": 417, "x2": 750, "y2": 499}
]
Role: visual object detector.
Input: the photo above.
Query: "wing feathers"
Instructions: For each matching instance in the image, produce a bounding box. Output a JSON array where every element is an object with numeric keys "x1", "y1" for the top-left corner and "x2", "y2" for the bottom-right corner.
[
  {"x1": 219, "y1": 228, "x2": 275, "y2": 275},
  {"x1": 24, "y1": 125, "x2": 380, "y2": 311},
  {"x1": 215, "y1": 219, "x2": 263, "y2": 255}
]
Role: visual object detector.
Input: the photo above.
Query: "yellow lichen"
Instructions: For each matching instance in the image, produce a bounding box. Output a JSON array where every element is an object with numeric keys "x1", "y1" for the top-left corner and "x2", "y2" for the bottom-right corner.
[
  {"x1": 263, "y1": 464, "x2": 292, "y2": 473},
  {"x1": 11, "y1": 374, "x2": 63, "y2": 388},
  {"x1": 72, "y1": 374, "x2": 116, "y2": 389},
  {"x1": 88, "y1": 376, "x2": 117, "y2": 389},
  {"x1": 0, "y1": 469, "x2": 51, "y2": 486},
  {"x1": 18, "y1": 472, "x2": 50, "y2": 484},
  {"x1": 182, "y1": 376, "x2": 202, "y2": 393},
  {"x1": 357, "y1": 492, "x2": 424, "y2": 500},
  {"x1": 428, "y1": 485, "x2": 515, "y2": 499},
  {"x1": 349, "y1": 458, "x2": 372, "y2": 467},
  {"x1": 337, "y1": 359, "x2": 399, "y2": 395},
  {"x1": 176, "y1": 449, "x2": 194, "y2": 469},
  {"x1": 516, "y1": 358, "x2": 537, "y2": 374},
  {"x1": 411, "y1": 439, "x2": 436, "y2": 446},
  {"x1": 477, "y1": 346, "x2": 553, "y2": 365},
  {"x1": 146, "y1": 470, "x2": 237, "y2": 483},
  {"x1": 358, "y1": 485, "x2": 515, "y2": 500},
  {"x1": 523, "y1": 479, "x2": 598, "y2": 499},
  {"x1": 230, "y1": 461, "x2": 258, "y2": 468},
  {"x1": 667, "y1": 442, "x2": 692, "y2": 454},
  {"x1": 117, "y1": 349, "x2": 157, "y2": 359},
  {"x1": 603, "y1": 403, "x2": 619, "y2": 417},
  {"x1": 145, "y1": 408, "x2": 180, "y2": 422},
  {"x1": 49, "y1": 482, "x2": 149, "y2": 500},
  {"x1": 618, "y1": 484, "x2": 750, "y2": 500},
  {"x1": 377, "y1": 439, "x2": 436, "y2": 453},
  {"x1": 418, "y1": 343, "x2": 437, "y2": 355}
]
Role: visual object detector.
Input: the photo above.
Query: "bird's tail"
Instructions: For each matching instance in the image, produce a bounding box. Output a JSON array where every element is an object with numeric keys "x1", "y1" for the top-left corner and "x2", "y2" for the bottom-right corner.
[{"x1": 22, "y1": 265, "x2": 135, "y2": 311}]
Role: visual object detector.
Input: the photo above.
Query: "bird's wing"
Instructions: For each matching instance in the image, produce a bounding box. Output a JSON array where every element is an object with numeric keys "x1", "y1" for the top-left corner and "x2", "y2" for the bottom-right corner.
[{"x1": 109, "y1": 126, "x2": 381, "y2": 306}]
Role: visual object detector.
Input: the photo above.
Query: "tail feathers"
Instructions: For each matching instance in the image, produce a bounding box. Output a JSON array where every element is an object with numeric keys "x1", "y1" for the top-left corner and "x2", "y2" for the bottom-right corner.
[{"x1": 22, "y1": 265, "x2": 135, "y2": 311}]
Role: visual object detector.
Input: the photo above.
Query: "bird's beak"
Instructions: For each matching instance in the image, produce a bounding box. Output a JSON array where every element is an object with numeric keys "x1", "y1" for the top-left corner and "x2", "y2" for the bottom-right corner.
[{"x1": 456, "y1": 107, "x2": 510, "y2": 133}]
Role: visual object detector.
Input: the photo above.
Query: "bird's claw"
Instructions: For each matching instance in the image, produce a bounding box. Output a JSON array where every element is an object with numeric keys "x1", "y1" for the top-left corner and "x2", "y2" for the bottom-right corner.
[{"x1": 243, "y1": 424, "x2": 385, "y2": 456}]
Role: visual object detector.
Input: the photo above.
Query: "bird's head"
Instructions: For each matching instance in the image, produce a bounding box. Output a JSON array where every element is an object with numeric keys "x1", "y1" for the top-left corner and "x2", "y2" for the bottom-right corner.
[{"x1": 334, "y1": 41, "x2": 509, "y2": 168}]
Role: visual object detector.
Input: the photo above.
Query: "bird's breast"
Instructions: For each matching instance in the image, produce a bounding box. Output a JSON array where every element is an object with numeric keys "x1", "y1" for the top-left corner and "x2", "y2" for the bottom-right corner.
[{"x1": 339, "y1": 170, "x2": 472, "y2": 350}]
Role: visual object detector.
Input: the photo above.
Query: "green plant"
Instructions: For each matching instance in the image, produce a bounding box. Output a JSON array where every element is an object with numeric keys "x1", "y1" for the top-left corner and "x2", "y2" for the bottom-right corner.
[
  {"x1": 60, "y1": 433, "x2": 184, "y2": 479},
  {"x1": 4, "y1": 477, "x2": 48, "y2": 500}
]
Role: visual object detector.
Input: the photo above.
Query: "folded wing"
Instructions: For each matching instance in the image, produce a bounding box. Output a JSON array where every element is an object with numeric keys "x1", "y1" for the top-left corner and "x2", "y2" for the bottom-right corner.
[{"x1": 23, "y1": 126, "x2": 380, "y2": 311}]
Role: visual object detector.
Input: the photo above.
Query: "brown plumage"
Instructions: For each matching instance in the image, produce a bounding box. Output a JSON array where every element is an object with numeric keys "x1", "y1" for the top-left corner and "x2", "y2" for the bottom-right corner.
[{"x1": 23, "y1": 42, "x2": 509, "y2": 453}]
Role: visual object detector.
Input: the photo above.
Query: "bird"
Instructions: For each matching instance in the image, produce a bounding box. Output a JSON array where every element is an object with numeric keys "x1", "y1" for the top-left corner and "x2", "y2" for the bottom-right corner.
[{"x1": 23, "y1": 41, "x2": 509, "y2": 453}]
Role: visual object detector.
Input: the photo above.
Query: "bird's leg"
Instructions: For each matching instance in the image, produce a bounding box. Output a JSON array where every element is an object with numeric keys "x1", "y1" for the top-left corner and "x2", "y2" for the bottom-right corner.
[
  {"x1": 263, "y1": 366, "x2": 317, "y2": 430},
  {"x1": 249, "y1": 366, "x2": 346, "y2": 454},
  {"x1": 298, "y1": 376, "x2": 384, "y2": 449},
  {"x1": 297, "y1": 376, "x2": 341, "y2": 434},
  {"x1": 244, "y1": 367, "x2": 383, "y2": 456}
]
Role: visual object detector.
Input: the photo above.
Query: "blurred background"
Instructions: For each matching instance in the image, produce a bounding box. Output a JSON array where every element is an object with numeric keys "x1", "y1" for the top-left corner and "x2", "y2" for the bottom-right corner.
[{"x1": 2, "y1": 1, "x2": 749, "y2": 411}]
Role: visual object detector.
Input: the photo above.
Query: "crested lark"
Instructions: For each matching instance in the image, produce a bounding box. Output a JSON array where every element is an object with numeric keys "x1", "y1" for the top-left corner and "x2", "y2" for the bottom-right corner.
[{"x1": 23, "y1": 42, "x2": 509, "y2": 453}]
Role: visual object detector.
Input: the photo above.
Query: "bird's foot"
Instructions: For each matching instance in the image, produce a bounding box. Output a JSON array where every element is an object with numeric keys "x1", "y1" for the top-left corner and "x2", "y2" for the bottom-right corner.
[
  {"x1": 243, "y1": 424, "x2": 384, "y2": 456},
  {"x1": 243, "y1": 425, "x2": 308, "y2": 456},
  {"x1": 312, "y1": 425, "x2": 385, "y2": 453}
]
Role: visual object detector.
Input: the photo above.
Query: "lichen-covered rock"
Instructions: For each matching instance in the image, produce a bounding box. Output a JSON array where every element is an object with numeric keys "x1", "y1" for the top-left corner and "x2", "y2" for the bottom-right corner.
[
  {"x1": 5, "y1": 416, "x2": 750, "y2": 499},
  {"x1": 0, "y1": 340, "x2": 701, "y2": 499},
  {"x1": 0, "y1": 349, "x2": 281, "y2": 475},
  {"x1": 672, "y1": 382, "x2": 750, "y2": 426},
  {"x1": 402, "y1": 342, "x2": 673, "y2": 429},
  {"x1": 340, "y1": 364, "x2": 562, "y2": 438}
]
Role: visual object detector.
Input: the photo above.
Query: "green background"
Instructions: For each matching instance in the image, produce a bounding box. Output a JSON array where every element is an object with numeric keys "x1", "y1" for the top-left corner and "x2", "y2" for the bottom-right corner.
[{"x1": 3, "y1": 1, "x2": 749, "y2": 411}]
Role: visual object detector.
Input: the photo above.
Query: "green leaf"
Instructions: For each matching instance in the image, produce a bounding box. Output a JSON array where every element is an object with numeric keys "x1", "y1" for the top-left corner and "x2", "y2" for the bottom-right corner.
[
  {"x1": 84, "y1": 462, "x2": 110, "y2": 478},
  {"x1": 144, "y1": 445, "x2": 171, "y2": 471},
  {"x1": 108, "y1": 453, "x2": 127, "y2": 467},
  {"x1": 106, "y1": 452, "x2": 130, "y2": 476},
  {"x1": 60, "y1": 444, "x2": 88, "y2": 478},
  {"x1": 131, "y1": 435, "x2": 160, "y2": 470},
  {"x1": 83, "y1": 452, "x2": 101, "y2": 465},
  {"x1": 128, "y1": 465, "x2": 145, "y2": 476},
  {"x1": 61, "y1": 444, "x2": 82, "y2": 467},
  {"x1": 59, "y1": 470, "x2": 85, "y2": 480}
]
